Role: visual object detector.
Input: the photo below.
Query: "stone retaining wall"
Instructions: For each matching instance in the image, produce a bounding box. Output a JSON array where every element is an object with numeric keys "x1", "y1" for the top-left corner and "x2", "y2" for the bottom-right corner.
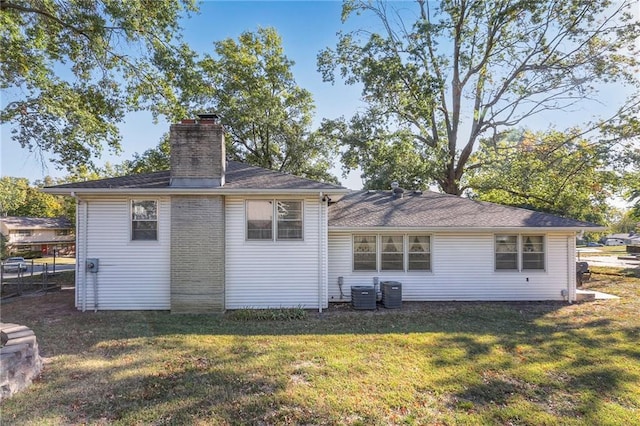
[{"x1": 0, "y1": 323, "x2": 43, "y2": 401}]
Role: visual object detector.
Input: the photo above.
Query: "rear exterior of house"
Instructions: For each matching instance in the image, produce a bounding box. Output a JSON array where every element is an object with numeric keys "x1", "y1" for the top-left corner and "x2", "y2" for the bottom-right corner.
[
  {"x1": 49, "y1": 115, "x2": 344, "y2": 313},
  {"x1": 46, "y1": 116, "x2": 603, "y2": 313},
  {"x1": 327, "y1": 191, "x2": 591, "y2": 303}
]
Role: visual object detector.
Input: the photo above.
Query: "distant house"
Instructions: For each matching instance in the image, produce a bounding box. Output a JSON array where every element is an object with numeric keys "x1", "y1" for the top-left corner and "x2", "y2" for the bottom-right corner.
[
  {"x1": 0, "y1": 216, "x2": 75, "y2": 256},
  {"x1": 44, "y1": 115, "x2": 604, "y2": 313}
]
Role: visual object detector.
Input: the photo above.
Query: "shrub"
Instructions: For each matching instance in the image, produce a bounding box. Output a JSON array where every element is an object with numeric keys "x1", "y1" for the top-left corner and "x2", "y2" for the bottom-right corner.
[{"x1": 227, "y1": 307, "x2": 307, "y2": 321}]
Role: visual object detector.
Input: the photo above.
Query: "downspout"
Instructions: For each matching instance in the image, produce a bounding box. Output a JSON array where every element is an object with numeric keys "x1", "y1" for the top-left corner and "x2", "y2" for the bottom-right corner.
[
  {"x1": 566, "y1": 235, "x2": 573, "y2": 303},
  {"x1": 318, "y1": 192, "x2": 324, "y2": 313},
  {"x1": 83, "y1": 196, "x2": 89, "y2": 312},
  {"x1": 71, "y1": 192, "x2": 88, "y2": 312}
]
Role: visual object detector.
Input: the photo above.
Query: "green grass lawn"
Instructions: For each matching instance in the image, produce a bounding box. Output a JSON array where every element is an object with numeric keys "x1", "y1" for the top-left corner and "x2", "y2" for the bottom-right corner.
[{"x1": 1, "y1": 274, "x2": 639, "y2": 425}]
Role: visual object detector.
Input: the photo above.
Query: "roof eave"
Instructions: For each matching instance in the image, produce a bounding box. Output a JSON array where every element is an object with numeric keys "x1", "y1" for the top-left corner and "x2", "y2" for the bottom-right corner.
[
  {"x1": 43, "y1": 187, "x2": 351, "y2": 196},
  {"x1": 328, "y1": 226, "x2": 606, "y2": 233}
]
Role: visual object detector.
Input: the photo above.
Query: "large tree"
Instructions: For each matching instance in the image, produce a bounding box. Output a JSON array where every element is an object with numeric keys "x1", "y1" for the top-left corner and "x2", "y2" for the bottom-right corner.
[
  {"x1": 467, "y1": 129, "x2": 618, "y2": 223},
  {"x1": 150, "y1": 27, "x2": 338, "y2": 183},
  {"x1": 319, "y1": 0, "x2": 640, "y2": 194},
  {"x1": 0, "y1": 176, "x2": 68, "y2": 218},
  {"x1": 1, "y1": 0, "x2": 197, "y2": 170}
]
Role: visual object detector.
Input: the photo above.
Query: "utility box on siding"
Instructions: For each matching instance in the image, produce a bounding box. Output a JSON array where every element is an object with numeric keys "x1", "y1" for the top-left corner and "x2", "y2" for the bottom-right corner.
[
  {"x1": 381, "y1": 281, "x2": 402, "y2": 309},
  {"x1": 351, "y1": 286, "x2": 376, "y2": 310}
]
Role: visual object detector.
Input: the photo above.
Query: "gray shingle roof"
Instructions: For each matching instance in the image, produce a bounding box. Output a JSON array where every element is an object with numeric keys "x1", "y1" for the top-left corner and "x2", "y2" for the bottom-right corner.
[
  {"x1": 1, "y1": 216, "x2": 73, "y2": 229},
  {"x1": 47, "y1": 161, "x2": 345, "y2": 191},
  {"x1": 328, "y1": 190, "x2": 603, "y2": 229}
]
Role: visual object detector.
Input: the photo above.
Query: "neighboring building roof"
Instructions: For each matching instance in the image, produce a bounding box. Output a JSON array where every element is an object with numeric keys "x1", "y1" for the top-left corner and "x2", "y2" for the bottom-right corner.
[
  {"x1": 46, "y1": 161, "x2": 346, "y2": 192},
  {"x1": 606, "y1": 233, "x2": 637, "y2": 240},
  {"x1": 328, "y1": 190, "x2": 604, "y2": 230},
  {"x1": 1, "y1": 216, "x2": 73, "y2": 230}
]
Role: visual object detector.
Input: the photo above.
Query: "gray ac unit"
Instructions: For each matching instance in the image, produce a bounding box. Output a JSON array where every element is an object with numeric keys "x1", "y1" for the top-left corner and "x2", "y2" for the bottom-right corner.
[
  {"x1": 351, "y1": 285, "x2": 376, "y2": 310},
  {"x1": 381, "y1": 281, "x2": 402, "y2": 309}
]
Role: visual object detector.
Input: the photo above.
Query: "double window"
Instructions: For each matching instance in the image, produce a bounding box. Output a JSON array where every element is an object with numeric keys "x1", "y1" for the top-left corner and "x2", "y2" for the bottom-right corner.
[
  {"x1": 131, "y1": 200, "x2": 158, "y2": 241},
  {"x1": 495, "y1": 234, "x2": 545, "y2": 271},
  {"x1": 246, "y1": 200, "x2": 303, "y2": 241},
  {"x1": 353, "y1": 235, "x2": 431, "y2": 272}
]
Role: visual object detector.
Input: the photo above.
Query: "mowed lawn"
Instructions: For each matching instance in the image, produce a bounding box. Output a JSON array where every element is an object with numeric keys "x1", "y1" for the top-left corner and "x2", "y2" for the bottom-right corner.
[{"x1": 1, "y1": 272, "x2": 639, "y2": 425}]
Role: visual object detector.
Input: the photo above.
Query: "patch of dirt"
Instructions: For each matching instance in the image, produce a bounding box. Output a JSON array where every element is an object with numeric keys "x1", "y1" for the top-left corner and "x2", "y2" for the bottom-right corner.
[{"x1": 1, "y1": 287, "x2": 80, "y2": 325}]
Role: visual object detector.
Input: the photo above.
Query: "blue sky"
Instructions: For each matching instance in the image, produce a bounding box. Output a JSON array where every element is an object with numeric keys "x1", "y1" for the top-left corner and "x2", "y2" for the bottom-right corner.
[{"x1": 1, "y1": 1, "x2": 637, "y2": 191}]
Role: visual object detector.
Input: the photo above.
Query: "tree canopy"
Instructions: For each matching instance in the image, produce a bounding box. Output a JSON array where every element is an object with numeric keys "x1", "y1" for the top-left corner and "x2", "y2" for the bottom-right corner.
[
  {"x1": 0, "y1": 176, "x2": 71, "y2": 219},
  {"x1": 150, "y1": 27, "x2": 338, "y2": 182},
  {"x1": 319, "y1": 0, "x2": 640, "y2": 194},
  {"x1": 1, "y1": 0, "x2": 197, "y2": 170},
  {"x1": 467, "y1": 129, "x2": 618, "y2": 223}
]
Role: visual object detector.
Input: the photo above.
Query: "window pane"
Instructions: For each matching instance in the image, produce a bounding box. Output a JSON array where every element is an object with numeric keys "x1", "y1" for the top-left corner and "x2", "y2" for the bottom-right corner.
[
  {"x1": 132, "y1": 221, "x2": 157, "y2": 240},
  {"x1": 522, "y1": 235, "x2": 544, "y2": 270},
  {"x1": 132, "y1": 200, "x2": 157, "y2": 241},
  {"x1": 277, "y1": 201, "x2": 303, "y2": 240},
  {"x1": 523, "y1": 253, "x2": 544, "y2": 269},
  {"x1": 408, "y1": 236, "x2": 431, "y2": 271},
  {"x1": 409, "y1": 253, "x2": 431, "y2": 271},
  {"x1": 132, "y1": 200, "x2": 157, "y2": 220},
  {"x1": 381, "y1": 236, "x2": 403, "y2": 271},
  {"x1": 247, "y1": 200, "x2": 273, "y2": 240},
  {"x1": 354, "y1": 236, "x2": 376, "y2": 271},
  {"x1": 496, "y1": 235, "x2": 517, "y2": 270},
  {"x1": 496, "y1": 253, "x2": 518, "y2": 270}
]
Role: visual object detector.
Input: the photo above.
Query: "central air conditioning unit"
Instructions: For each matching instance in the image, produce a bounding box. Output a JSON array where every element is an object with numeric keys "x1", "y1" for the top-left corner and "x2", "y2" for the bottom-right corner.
[
  {"x1": 381, "y1": 281, "x2": 402, "y2": 309},
  {"x1": 351, "y1": 285, "x2": 376, "y2": 310}
]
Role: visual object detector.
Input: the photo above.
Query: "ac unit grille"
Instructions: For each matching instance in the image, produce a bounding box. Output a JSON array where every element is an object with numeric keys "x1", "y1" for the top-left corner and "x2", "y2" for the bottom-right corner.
[{"x1": 381, "y1": 281, "x2": 402, "y2": 309}]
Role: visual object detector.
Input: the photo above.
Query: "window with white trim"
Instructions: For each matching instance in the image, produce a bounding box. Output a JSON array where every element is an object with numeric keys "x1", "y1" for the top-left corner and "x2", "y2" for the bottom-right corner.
[
  {"x1": 277, "y1": 201, "x2": 303, "y2": 240},
  {"x1": 495, "y1": 235, "x2": 518, "y2": 270},
  {"x1": 353, "y1": 235, "x2": 377, "y2": 271},
  {"x1": 131, "y1": 200, "x2": 157, "y2": 240},
  {"x1": 246, "y1": 200, "x2": 303, "y2": 241},
  {"x1": 247, "y1": 200, "x2": 273, "y2": 240},
  {"x1": 353, "y1": 234, "x2": 432, "y2": 272},
  {"x1": 522, "y1": 235, "x2": 545, "y2": 270},
  {"x1": 495, "y1": 234, "x2": 545, "y2": 271},
  {"x1": 408, "y1": 235, "x2": 431, "y2": 271},
  {"x1": 381, "y1": 235, "x2": 403, "y2": 271}
]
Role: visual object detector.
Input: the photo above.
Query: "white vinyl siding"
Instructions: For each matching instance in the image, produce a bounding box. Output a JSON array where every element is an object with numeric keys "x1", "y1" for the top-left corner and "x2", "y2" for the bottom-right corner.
[
  {"x1": 227, "y1": 196, "x2": 326, "y2": 309},
  {"x1": 329, "y1": 232, "x2": 572, "y2": 302},
  {"x1": 75, "y1": 197, "x2": 171, "y2": 310}
]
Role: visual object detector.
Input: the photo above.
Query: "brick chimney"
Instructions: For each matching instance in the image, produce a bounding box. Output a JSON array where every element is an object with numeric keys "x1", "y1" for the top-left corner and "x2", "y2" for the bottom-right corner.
[{"x1": 169, "y1": 113, "x2": 225, "y2": 187}]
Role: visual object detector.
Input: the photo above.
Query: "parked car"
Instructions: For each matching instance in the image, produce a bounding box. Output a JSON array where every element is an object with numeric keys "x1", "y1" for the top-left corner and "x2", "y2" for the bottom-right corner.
[
  {"x1": 586, "y1": 242, "x2": 604, "y2": 247},
  {"x1": 3, "y1": 257, "x2": 28, "y2": 273}
]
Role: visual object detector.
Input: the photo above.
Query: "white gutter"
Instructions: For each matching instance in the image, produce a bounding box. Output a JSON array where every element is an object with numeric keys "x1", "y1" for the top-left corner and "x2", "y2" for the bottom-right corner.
[
  {"x1": 43, "y1": 187, "x2": 351, "y2": 197},
  {"x1": 567, "y1": 235, "x2": 575, "y2": 303},
  {"x1": 71, "y1": 192, "x2": 89, "y2": 312},
  {"x1": 328, "y1": 226, "x2": 606, "y2": 233}
]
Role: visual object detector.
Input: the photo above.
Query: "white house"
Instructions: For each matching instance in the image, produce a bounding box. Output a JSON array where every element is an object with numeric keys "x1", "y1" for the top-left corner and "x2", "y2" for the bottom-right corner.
[{"x1": 45, "y1": 115, "x2": 604, "y2": 313}]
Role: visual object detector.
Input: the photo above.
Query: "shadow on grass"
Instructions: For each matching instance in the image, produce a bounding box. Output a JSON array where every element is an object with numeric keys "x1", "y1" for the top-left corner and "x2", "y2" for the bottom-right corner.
[{"x1": 1, "y1": 278, "x2": 639, "y2": 424}]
